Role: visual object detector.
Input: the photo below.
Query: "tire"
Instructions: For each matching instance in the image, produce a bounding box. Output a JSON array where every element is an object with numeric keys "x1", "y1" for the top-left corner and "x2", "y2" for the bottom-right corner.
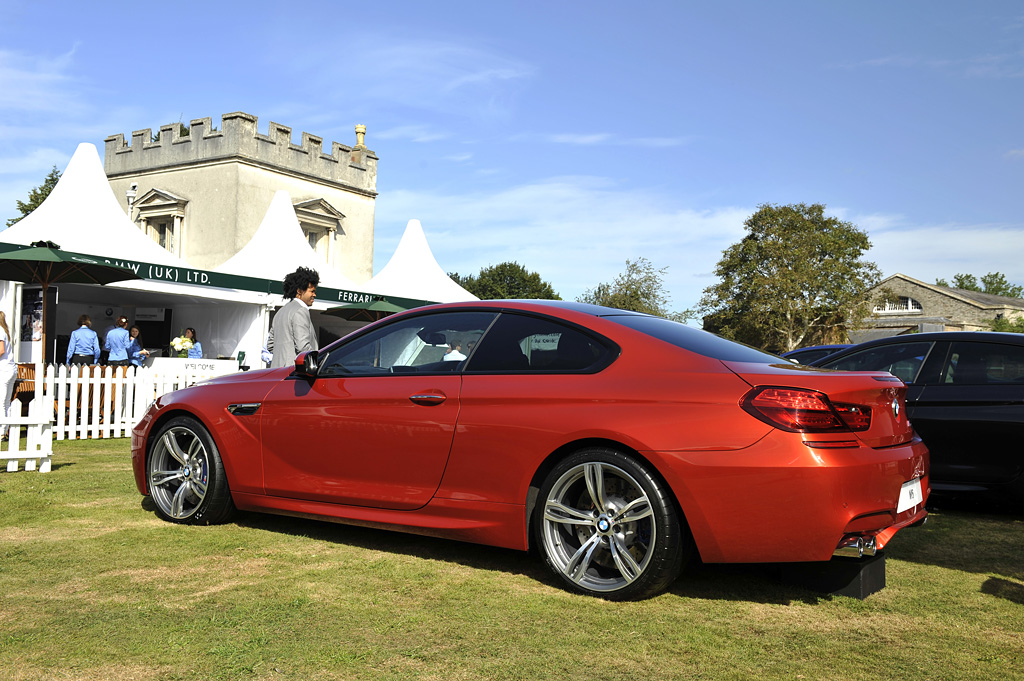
[
  {"x1": 146, "y1": 416, "x2": 235, "y2": 525},
  {"x1": 535, "y1": 447, "x2": 688, "y2": 600}
]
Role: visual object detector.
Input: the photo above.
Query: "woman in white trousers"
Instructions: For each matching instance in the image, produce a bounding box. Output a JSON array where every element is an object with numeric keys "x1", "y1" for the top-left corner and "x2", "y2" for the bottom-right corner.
[{"x1": 0, "y1": 311, "x2": 17, "y2": 442}]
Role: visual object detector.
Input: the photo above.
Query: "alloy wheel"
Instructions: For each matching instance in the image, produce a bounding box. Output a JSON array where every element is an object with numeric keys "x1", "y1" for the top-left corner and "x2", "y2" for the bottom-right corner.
[{"x1": 541, "y1": 461, "x2": 656, "y2": 593}]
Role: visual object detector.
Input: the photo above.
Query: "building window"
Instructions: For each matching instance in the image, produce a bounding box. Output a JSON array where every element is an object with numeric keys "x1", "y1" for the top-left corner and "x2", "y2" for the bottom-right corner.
[
  {"x1": 306, "y1": 228, "x2": 324, "y2": 253},
  {"x1": 294, "y1": 198, "x2": 344, "y2": 265},
  {"x1": 133, "y1": 188, "x2": 188, "y2": 258},
  {"x1": 873, "y1": 296, "x2": 923, "y2": 314},
  {"x1": 155, "y1": 223, "x2": 173, "y2": 251}
]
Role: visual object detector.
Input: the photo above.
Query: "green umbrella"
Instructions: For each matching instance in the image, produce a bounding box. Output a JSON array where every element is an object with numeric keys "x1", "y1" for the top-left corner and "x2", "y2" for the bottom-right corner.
[
  {"x1": 323, "y1": 297, "x2": 408, "y2": 322},
  {"x1": 0, "y1": 241, "x2": 143, "y2": 363}
]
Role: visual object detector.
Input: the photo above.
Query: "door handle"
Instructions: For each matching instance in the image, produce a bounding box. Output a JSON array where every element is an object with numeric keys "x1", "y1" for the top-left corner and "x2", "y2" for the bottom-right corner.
[{"x1": 409, "y1": 392, "x2": 446, "y2": 406}]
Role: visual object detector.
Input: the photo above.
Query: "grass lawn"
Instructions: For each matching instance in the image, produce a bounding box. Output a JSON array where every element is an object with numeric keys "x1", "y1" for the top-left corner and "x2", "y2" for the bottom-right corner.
[{"x1": 1, "y1": 439, "x2": 1022, "y2": 680}]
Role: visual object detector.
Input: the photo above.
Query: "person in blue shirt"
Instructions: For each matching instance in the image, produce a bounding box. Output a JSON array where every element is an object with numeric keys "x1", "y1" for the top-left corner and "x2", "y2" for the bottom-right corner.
[
  {"x1": 66, "y1": 314, "x2": 100, "y2": 364},
  {"x1": 128, "y1": 325, "x2": 150, "y2": 367},
  {"x1": 105, "y1": 316, "x2": 132, "y2": 367},
  {"x1": 185, "y1": 327, "x2": 203, "y2": 359}
]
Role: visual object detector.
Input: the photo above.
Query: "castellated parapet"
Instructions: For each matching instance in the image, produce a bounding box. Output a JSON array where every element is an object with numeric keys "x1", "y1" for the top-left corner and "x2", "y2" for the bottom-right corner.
[{"x1": 104, "y1": 112, "x2": 377, "y2": 196}]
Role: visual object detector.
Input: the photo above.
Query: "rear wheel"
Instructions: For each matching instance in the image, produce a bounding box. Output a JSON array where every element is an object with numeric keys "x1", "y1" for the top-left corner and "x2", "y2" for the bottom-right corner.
[
  {"x1": 147, "y1": 416, "x2": 235, "y2": 525},
  {"x1": 535, "y1": 447, "x2": 688, "y2": 600}
]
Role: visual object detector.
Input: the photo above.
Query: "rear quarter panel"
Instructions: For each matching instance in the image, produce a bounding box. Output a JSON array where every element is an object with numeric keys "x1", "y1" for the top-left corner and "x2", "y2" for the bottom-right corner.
[{"x1": 438, "y1": 335, "x2": 772, "y2": 504}]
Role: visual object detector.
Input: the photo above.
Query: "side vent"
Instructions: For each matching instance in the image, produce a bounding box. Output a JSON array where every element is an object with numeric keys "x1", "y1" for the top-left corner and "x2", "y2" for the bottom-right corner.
[{"x1": 227, "y1": 403, "x2": 261, "y2": 416}]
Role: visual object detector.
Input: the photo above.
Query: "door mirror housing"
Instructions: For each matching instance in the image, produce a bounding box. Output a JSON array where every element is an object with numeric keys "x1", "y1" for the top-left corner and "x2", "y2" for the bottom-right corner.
[{"x1": 294, "y1": 350, "x2": 320, "y2": 378}]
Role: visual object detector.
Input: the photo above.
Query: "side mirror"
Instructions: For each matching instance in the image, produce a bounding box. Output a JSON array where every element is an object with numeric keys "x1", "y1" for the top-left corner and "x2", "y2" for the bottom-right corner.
[{"x1": 294, "y1": 350, "x2": 320, "y2": 378}]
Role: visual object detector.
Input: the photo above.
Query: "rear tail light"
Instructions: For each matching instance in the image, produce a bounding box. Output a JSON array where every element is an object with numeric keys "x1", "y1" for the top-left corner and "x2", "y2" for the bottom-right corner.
[{"x1": 741, "y1": 386, "x2": 871, "y2": 433}]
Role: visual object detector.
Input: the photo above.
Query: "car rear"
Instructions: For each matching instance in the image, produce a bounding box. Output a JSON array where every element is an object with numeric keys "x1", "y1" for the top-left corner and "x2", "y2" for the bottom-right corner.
[
  {"x1": 683, "y1": 361, "x2": 927, "y2": 563},
  {"x1": 583, "y1": 311, "x2": 929, "y2": 565}
]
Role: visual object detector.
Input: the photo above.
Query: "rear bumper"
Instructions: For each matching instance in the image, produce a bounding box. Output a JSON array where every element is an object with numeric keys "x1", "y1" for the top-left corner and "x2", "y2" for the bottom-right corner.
[{"x1": 646, "y1": 433, "x2": 930, "y2": 564}]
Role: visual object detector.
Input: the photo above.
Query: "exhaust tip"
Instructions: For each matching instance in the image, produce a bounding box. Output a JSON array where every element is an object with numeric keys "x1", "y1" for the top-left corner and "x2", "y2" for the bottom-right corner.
[{"x1": 833, "y1": 535, "x2": 877, "y2": 558}]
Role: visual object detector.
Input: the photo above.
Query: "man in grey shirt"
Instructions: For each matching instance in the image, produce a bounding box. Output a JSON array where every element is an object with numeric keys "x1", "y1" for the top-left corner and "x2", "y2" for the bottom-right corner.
[{"x1": 269, "y1": 267, "x2": 320, "y2": 368}]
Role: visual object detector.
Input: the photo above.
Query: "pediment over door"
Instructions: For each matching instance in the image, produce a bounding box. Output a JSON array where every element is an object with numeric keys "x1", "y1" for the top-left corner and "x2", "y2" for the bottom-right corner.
[
  {"x1": 293, "y1": 198, "x2": 345, "y2": 235},
  {"x1": 134, "y1": 188, "x2": 188, "y2": 217}
]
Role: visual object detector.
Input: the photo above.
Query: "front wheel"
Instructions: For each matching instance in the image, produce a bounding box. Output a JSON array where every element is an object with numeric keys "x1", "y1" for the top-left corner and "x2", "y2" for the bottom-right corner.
[
  {"x1": 535, "y1": 448, "x2": 688, "y2": 600},
  {"x1": 147, "y1": 416, "x2": 235, "y2": 525}
]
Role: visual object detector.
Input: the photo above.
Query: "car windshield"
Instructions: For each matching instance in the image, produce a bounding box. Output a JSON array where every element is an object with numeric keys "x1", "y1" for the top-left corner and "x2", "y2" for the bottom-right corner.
[{"x1": 604, "y1": 314, "x2": 782, "y2": 363}]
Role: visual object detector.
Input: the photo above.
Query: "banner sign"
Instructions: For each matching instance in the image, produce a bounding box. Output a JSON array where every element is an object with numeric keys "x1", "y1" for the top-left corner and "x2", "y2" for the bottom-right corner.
[{"x1": 0, "y1": 242, "x2": 431, "y2": 310}]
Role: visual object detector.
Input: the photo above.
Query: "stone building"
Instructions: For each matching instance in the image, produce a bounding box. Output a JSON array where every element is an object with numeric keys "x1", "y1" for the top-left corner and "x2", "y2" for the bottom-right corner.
[
  {"x1": 855, "y1": 273, "x2": 1024, "y2": 341},
  {"x1": 103, "y1": 112, "x2": 377, "y2": 282}
]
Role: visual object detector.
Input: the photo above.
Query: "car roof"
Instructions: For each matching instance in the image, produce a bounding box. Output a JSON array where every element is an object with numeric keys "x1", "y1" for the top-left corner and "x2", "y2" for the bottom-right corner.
[
  {"x1": 845, "y1": 331, "x2": 1024, "y2": 345},
  {"x1": 809, "y1": 331, "x2": 1024, "y2": 366},
  {"x1": 406, "y1": 299, "x2": 652, "y2": 319}
]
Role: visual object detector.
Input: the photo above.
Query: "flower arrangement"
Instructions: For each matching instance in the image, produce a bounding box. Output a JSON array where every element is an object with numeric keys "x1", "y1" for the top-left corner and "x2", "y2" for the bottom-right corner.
[{"x1": 170, "y1": 334, "x2": 194, "y2": 358}]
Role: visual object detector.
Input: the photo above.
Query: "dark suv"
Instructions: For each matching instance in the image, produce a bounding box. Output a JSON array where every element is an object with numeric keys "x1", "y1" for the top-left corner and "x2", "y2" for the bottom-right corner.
[{"x1": 812, "y1": 332, "x2": 1024, "y2": 506}]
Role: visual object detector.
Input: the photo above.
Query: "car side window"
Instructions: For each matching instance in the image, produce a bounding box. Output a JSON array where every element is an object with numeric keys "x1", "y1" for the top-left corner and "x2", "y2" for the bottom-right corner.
[
  {"x1": 944, "y1": 342, "x2": 1024, "y2": 385},
  {"x1": 821, "y1": 341, "x2": 933, "y2": 384},
  {"x1": 318, "y1": 311, "x2": 497, "y2": 376},
  {"x1": 467, "y1": 313, "x2": 615, "y2": 373}
]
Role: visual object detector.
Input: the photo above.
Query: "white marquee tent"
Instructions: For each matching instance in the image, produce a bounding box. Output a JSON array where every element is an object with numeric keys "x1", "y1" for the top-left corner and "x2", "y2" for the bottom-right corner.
[
  {"x1": 365, "y1": 219, "x2": 478, "y2": 303},
  {"x1": 217, "y1": 190, "x2": 362, "y2": 292},
  {"x1": 0, "y1": 143, "x2": 190, "y2": 267}
]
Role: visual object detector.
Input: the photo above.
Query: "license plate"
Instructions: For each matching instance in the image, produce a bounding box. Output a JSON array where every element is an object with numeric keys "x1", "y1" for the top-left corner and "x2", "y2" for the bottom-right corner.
[{"x1": 897, "y1": 478, "x2": 923, "y2": 513}]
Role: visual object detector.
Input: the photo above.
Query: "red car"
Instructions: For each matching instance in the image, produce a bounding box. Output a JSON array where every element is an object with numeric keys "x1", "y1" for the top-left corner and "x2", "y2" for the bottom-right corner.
[{"x1": 131, "y1": 301, "x2": 929, "y2": 600}]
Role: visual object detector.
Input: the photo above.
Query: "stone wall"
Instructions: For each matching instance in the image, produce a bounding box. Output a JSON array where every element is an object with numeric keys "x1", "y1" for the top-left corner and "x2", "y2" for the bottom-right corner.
[{"x1": 104, "y1": 113, "x2": 377, "y2": 194}]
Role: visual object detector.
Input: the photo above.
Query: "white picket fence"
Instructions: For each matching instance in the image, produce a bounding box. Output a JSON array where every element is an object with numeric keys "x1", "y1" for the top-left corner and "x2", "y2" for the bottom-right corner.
[
  {"x1": 7, "y1": 362, "x2": 240, "y2": 448},
  {"x1": 1, "y1": 416, "x2": 53, "y2": 472}
]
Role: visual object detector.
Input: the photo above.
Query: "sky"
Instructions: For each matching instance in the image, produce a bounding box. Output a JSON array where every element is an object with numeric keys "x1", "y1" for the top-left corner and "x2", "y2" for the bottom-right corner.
[{"x1": 1, "y1": 1, "x2": 1023, "y2": 312}]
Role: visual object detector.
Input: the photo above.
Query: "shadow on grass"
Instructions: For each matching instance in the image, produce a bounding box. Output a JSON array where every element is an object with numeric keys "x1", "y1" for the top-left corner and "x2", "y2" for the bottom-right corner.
[
  {"x1": 668, "y1": 562, "x2": 835, "y2": 605},
  {"x1": 981, "y1": 577, "x2": 1024, "y2": 605},
  {"x1": 231, "y1": 509, "x2": 552, "y2": 586},
  {"x1": 222, "y1": 508, "x2": 840, "y2": 605},
  {"x1": 884, "y1": 502, "x2": 1024, "y2": 582},
  {"x1": 46, "y1": 461, "x2": 77, "y2": 472}
]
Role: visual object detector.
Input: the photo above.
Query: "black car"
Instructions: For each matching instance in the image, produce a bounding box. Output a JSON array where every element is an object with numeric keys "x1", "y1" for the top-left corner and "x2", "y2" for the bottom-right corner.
[{"x1": 811, "y1": 332, "x2": 1024, "y2": 505}]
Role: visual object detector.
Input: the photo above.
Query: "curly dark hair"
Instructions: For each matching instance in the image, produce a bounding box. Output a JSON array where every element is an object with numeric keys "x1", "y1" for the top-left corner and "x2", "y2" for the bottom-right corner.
[{"x1": 283, "y1": 267, "x2": 320, "y2": 299}]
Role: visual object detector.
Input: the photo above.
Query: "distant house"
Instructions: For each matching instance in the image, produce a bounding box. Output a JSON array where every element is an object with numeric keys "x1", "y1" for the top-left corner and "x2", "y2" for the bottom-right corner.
[{"x1": 854, "y1": 273, "x2": 1024, "y2": 342}]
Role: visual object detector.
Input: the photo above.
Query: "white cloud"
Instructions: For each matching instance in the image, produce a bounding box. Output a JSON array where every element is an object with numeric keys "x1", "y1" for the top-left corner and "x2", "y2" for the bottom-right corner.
[
  {"x1": 0, "y1": 47, "x2": 81, "y2": 114},
  {"x1": 632, "y1": 136, "x2": 691, "y2": 148},
  {"x1": 1006, "y1": 149, "x2": 1024, "y2": 158},
  {"x1": 545, "y1": 133, "x2": 690, "y2": 147},
  {"x1": 548, "y1": 133, "x2": 612, "y2": 145},
  {"x1": 373, "y1": 176, "x2": 749, "y2": 309},
  {"x1": 375, "y1": 125, "x2": 450, "y2": 143},
  {"x1": 0, "y1": 147, "x2": 67, "y2": 175},
  {"x1": 338, "y1": 37, "x2": 535, "y2": 119},
  {"x1": 827, "y1": 51, "x2": 1024, "y2": 79},
  {"x1": 846, "y1": 211, "x2": 1024, "y2": 286}
]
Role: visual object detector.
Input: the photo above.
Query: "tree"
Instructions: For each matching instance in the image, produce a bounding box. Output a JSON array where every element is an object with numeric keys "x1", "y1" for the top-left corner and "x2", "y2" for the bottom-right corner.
[
  {"x1": 577, "y1": 257, "x2": 686, "y2": 320},
  {"x1": 990, "y1": 316, "x2": 1024, "y2": 333},
  {"x1": 936, "y1": 272, "x2": 1023, "y2": 299},
  {"x1": 698, "y1": 203, "x2": 880, "y2": 353},
  {"x1": 449, "y1": 261, "x2": 560, "y2": 300},
  {"x1": 7, "y1": 166, "x2": 61, "y2": 227},
  {"x1": 151, "y1": 122, "x2": 190, "y2": 142}
]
